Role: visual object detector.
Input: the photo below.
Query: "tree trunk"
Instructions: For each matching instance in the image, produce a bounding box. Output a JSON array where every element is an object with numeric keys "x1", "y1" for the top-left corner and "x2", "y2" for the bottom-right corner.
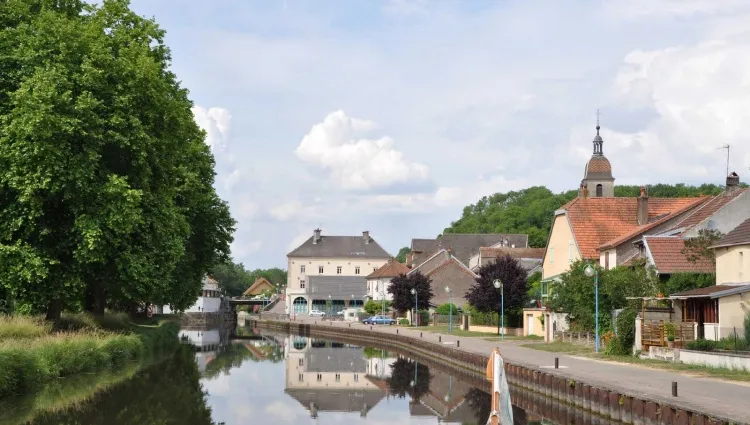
[
  {"x1": 46, "y1": 299, "x2": 62, "y2": 321},
  {"x1": 92, "y1": 283, "x2": 106, "y2": 316}
]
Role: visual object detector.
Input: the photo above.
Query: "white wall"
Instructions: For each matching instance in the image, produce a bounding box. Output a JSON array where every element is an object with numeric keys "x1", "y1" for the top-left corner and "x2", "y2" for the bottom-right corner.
[
  {"x1": 185, "y1": 296, "x2": 221, "y2": 313},
  {"x1": 367, "y1": 277, "x2": 393, "y2": 300}
]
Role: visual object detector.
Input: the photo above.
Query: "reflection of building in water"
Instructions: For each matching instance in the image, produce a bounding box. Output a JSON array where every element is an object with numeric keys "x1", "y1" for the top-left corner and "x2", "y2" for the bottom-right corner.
[
  {"x1": 409, "y1": 373, "x2": 477, "y2": 423},
  {"x1": 284, "y1": 336, "x2": 386, "y2": 418},
  {"x1": 180, "y1": 329, "x2": 224, "y2": 373}
]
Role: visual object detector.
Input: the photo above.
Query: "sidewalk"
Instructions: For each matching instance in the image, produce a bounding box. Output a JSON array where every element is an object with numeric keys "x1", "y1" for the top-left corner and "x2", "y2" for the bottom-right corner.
[{"x1": 291, "y1": 318, "x2": 750, "y2": 423}]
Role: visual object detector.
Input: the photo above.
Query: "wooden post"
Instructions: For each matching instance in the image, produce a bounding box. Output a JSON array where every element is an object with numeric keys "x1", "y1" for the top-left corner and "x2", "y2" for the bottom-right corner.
[{"x1": 486, "y1": 347, "x2": 502, "y2": 425}]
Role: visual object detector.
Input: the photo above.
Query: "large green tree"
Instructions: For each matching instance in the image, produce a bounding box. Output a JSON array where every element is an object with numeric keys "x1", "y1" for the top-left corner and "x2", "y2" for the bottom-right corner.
[
  {"x1": 210, "y1": 260, "x2": 287, "y2": 297},
  {"x1": 443, "y1": 184, "x2": 726, "y2": 248},
  {"x1": 0, "y1": 0, "x2": 233, "y2": 319}
]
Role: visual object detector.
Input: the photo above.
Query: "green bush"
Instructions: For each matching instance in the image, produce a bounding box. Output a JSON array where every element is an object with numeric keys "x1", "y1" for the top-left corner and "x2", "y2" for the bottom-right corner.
[
  {"x1": 398, "y1": 318, "x2": 409, "y2": 325},
  {"x1": 364, "y1": 300, "x2": 390, "y2": 315},
  {"x1": 686, "y1": 339, "x2": 716, "y2": 352},
  {"x1": 0, "y1": 316, "x2": 52, "y2": 340},
  {"x1": 435, "y1": 303, "x2": 459, "y2": 315},
  {"x1": 612, "y1": 308, "x2": 637, "y2": 355},
  {"x1": 55, "y1": 312, "x2": 131, "y2": 332},
  {"x1": 745, "y1": 312, "x2": 750, "y2": 343}
]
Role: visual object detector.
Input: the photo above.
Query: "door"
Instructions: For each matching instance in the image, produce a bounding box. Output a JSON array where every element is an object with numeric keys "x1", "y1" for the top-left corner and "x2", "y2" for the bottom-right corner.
[{"x1": 527, "y1": 314, "x2": 535, "y2": 335}]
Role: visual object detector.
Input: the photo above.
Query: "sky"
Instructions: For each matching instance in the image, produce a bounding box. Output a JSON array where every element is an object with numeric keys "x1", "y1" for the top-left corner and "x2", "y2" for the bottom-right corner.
[{"x1": 128, "y1": 0, "x2": 750, "y2": 270}]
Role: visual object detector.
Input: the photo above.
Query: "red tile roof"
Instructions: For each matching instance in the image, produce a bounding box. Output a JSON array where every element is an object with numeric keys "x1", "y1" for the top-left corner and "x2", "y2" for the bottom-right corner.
[
  {"x1": 479, "y1": 247, "x2": 545, "y2": 259},
  {"x1": 670, "y1": 285, "x2": 733, "y2": 298},
  {"x1": 599, "y1": 197, "x2": 710, "y2": 249},
  {"x1": 563, "y1": 197, "x2": 704, "y2": 259},
  {"x1": 713, "y1": 216, "x2": 750, "y2": 248},
  {"x1": 366, "y1": 259, "x2": 410, "y2": 279},
  {"x1": 644, "y1": 236, "x2": 715, "y2": 274}
]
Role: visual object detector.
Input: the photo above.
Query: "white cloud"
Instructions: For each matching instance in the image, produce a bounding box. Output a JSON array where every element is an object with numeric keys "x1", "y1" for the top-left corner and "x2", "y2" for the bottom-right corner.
[
  {"x1": 223, "y1": 169, "x2": 243, "y2": 193},
  {"x1": 268, "y1": 201, "x2": 303, "y2": 221},
  {"x1": 295, "y1": 110, "x2": 430, "y2": 190},
  {"x1": 604, "y1": 0, "x2": 750, "y2": 18},
  {"x1": 192, "y1": 106, "x2": 232, "y2": 151}
]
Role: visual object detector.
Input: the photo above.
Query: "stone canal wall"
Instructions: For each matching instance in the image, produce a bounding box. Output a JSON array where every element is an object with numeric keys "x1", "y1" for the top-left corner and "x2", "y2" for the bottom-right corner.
[{"x1": 255, "y1": 319, "x2": 743, "y2": 425}]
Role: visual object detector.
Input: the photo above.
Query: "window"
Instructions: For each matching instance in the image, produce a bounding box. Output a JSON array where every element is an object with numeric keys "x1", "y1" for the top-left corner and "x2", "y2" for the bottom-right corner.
[
  {"x1": 318, "y1": 266, "x2": 324, "y2": 274},
  {"x1": 549, "y1": 247, "x2": 555, "y2": 264},
  {"x1": 605, "y1": 251, "x2": 610, "y2": 270},
  {"x1": 298, "y1": 373, "x2": 304, "y2": 382},
  {"x1": 354, "y1": 374, "x2": 359, "y2": 382},
  {"x1": 335, "y1": 374, "x2": 340, "y2": 382},
  {"x1": 300, "y1": 265, "x2": 305, "y2": 273},
  {"x1": 568, "y1": 241, "x2": 574, "y2": 263},
  {"x1": 337, "y1": 266, "x2": 342, "y2": 274},
  {"x1": 375, "y1": 283, "x2": 379, "y2": 292},
  {"x1": 300, "y1": 281, "x2": 305, "y2": 289},
  {"x1": 299, "y1": 358, "x2": 303, "y2": 366},
  {"x1": 740, "y1": 251, "x2": 745, "y2": 280},
  {"x1": 596, "y1": 184, "x2": 603, "y2": 197},
  {"x1": 355, "y1": 266, "x2": 360, "y2": 275},
  {"x1": 374, "y1": 267, "x2": 377, "y2": 272}
]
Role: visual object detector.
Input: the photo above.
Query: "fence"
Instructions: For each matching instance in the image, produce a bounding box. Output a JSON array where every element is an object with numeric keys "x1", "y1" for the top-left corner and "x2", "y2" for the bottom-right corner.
[
  {"x1": 432, "y1": 314, "x2": 458, "y2": 326},
  {"x1": 554, "y1": 331, "x2": 597, "y2": 348},
  {"x1": 690, "y1": 326, "x2": 749, "y2": 352}
]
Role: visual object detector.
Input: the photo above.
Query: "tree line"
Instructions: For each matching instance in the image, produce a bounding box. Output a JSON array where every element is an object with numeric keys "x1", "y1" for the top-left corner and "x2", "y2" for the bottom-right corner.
[
  {"x1": 210, "y1": 260, "x2": 287, "y2": 298},
  {"x1": 442, "y1": 184, "x2": 726, "y2": 247},
  {"x1": 0, "y1": 0, "x2": 234, "y2": 319}
]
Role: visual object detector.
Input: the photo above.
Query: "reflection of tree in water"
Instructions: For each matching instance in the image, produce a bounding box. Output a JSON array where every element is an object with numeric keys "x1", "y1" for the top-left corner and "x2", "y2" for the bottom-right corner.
[
  {"x1": 27, "y1": 346, "x2": 214, "y2": 425},
  {"x1": 464, "y1": 388, "x2": 527, "y2": 425},
  {"x1": 386, "y1": 357, "x2": 431, "y2": 401},
  {"x1": 203, "y1": 342, "x2": 284, "y2": 379}
]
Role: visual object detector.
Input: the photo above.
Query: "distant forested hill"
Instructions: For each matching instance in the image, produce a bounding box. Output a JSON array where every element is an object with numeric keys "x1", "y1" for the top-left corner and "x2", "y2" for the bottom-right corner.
[{"x1": 442, "y1": 184, "x2": 725, "y2": 248}]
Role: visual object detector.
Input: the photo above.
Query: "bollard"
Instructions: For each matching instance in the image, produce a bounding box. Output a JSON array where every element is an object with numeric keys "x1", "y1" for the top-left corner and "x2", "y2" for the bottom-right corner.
[
  {"x1": 420, "y1": 332, "x2": 423, "y2": 338},
  {"x1": 457, "y1": 340, "x2": 460, "y2": 348},
  {"x1": 370, "y1": 326, "x2": 372, "y2": 330},
  {"x1": 439, "y1": 336, "x2": 442, "y2": 342},
  {"x1": 672, "y1": 382, "x2": 678, "y2": 397},
  {"x1": 348, "y1": 323, "x2": 351, "y2": 328},
  {"x1": 555, "y1": 357, "x2": 559, "y2": 369}
]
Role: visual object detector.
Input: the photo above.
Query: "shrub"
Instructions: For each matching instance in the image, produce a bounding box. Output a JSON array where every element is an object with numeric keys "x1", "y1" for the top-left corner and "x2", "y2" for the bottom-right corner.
[
  {"x1": 686, "y1": 339, "x2": 716, "y2": 352},
  {"x1": 613, "y1": 308, "x2": 637, "y2": 355},
  {"x1": 435, "y1": 303, "x2": 459, "y2": 315},
  {"x1": 56, "y1": 312, "x2": 131, "y2": 332},
  {"x1": 0, "y1": 316, "x2": 51, "y2": 340},
  {"x1": 364, "y1": 300, "x2": 390, "y2": 315},
  {"x1": 398, "y1": 318, "x2": 409, "y2": 326},
  {"x1": 745, "y1": 312, "x2": 750, "y2": 343}
]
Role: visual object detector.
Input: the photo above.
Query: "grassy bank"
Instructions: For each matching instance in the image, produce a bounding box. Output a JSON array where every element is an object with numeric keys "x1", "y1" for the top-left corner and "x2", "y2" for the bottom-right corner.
[
  {"x1": 521, "y1": 342, "x2": 750, "y2": 382},
  {"x1": 0, "y1": 314, "x2": 180, "y2": 399}
]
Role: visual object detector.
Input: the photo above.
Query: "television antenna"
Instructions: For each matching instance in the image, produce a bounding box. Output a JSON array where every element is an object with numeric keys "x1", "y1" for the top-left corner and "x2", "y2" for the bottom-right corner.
[{"x1": 718, "y1": 144, "x2": 730, "y2": 178}]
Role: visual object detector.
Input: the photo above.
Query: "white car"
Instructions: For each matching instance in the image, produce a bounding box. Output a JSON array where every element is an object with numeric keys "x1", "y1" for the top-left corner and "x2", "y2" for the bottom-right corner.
[{"x1": 309, "y1": 309, "x2": 326, "y2": 317}]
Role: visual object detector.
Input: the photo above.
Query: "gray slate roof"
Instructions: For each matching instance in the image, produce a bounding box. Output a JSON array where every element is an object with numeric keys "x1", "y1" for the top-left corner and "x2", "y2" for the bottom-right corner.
[
  {"x1": 288, "y1": 235, "x2": 391, "y2": 259},
  {"x1": 285, "y1": 389, "x2": 384, "y2": 414},
  {"x1": 411, "y1": 238, "x2": 435, "y2": 252},
  {"x1": 714, "y1": 217, "x2": 750, "y2": 248},
  {"x1": 308, "y1": 276, "x2": 367, "y2": 299},
  {"x1": 411, "y1": 234, "x2": 529, "y2": 268},
  {"x1": 306, "y1": 346, "x2": 368, "y2": 372}
]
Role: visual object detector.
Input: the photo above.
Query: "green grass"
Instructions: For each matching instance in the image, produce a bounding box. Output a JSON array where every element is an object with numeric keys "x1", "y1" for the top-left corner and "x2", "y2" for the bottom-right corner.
[
  {"x1": 0, "y1": 314, "x2": 180, "y2": 399},
  {"x1": 521, "y1": 342, "x2": 750, "y2": 382},
  {"x1": 423, "y1": 325, "x2": 543, "y2": 339}
]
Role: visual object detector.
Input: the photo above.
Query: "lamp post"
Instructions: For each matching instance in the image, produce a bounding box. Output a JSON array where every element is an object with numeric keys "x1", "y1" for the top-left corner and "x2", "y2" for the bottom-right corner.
[
  {"x1": 584, "y1": 264, "x2": 600, "y2": 353},
  {"x1": 493, "y1": 279, "x2": 504, "y2": 340},
  {"x1": 410, "y1": 288, "x2": 418, "y2": 326},
  {"x1": 380, "y1": 290, "x2": 386, "y2": 316},
  {"x1": 445, "y1": 286, "x2": 453, "y2": 333},
  {"x1": 328, "y1": 294, "x2": 332, "y2": 317}
]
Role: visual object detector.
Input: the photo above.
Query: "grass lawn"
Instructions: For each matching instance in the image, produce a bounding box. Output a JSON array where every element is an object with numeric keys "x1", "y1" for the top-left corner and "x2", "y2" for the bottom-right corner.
[
  {"x1": 424, "y1": 325, "x2": 545, "y2": 340},
  {"x1": 521, "y1": 342, "x2": 750, "y2": 382}
]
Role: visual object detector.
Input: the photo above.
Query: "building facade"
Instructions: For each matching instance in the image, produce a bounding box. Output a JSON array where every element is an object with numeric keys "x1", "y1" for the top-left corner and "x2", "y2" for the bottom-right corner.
[
  {"x1": 285, "y1": 229, "x2": 391, "y2": 315},
  {"x1": 366, "y1": 259, "x2": 410, "y2": 301}
]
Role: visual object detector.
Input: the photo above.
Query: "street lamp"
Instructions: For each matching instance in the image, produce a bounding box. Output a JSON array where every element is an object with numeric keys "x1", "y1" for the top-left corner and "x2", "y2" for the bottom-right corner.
[
  {"x1": 445, "y1": 286, "x2": 453, "y2": 333},
  {"x1": 380, "y1": 290, "x2": 386, "y2": 316},
  {"x1": 493, "y1": 279, "x2": 504, "y2": 340},
  {"x1": 328, "y1": 294, "x2": 332, "y2": 317},
  {"x1": 583, "y1": 264, "x2": 600, "y2": 353},
  {"x1": 410, "y1": 288, "x2": 418, "y2": 326}
]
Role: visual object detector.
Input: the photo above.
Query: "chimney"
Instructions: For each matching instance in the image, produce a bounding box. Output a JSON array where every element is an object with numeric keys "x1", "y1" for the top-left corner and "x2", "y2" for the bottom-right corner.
[
  {"x1": 445, "y1": 247, "x2": 453, "y2": 261},
  {"x1": 582, "y1": 185, "x2": 589, "y2": 198},
  {"x1": 637, "y1": 186, "x2": 649, "y2": 226},
  {"x1": 313, "y1": 228, "x2": 321, "y2": 244},
  {"x1": 362, "y1": 230, "x2": 370, "y2": 244},
  {"x1": 726, "y1": 171, "x2": 740, "y2": 194}
]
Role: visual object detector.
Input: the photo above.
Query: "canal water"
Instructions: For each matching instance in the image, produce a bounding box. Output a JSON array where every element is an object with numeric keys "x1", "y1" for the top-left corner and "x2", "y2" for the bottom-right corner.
[{"x1": 1, "y1": 325, "x2": 586, "y2": 425}]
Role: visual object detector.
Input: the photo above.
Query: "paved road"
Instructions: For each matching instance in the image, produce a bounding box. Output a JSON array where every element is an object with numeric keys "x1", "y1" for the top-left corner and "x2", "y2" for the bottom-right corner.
[{"x1": 283, "y1": 317, "x2": 750, "y2": 423}]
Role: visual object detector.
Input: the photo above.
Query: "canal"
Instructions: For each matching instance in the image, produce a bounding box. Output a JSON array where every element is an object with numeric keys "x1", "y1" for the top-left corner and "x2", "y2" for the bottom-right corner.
[{"x1": 1, "y1": 325, "x2": 605, "y2": 425}]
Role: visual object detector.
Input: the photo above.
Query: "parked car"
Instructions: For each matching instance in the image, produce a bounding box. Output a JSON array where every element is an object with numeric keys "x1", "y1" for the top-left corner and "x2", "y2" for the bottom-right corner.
[
  {"x1": 309, "y1": 309, "x2": 326, "y2": 317},
  {"x1": 362, "y1": 315, "x2": 396, "y2": 325}
]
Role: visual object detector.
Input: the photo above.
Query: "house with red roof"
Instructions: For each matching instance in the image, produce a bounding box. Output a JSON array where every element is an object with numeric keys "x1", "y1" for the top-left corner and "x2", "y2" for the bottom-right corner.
[
  {"x1": 407, "y1": 248, "x2": 478, "y2": 307},
  {"x1": 366, "y1": 259, "x2": 410, "y2": 301}
]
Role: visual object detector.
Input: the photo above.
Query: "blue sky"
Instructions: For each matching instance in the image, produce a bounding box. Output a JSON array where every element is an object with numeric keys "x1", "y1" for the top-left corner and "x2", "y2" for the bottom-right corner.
[{"x1": 128, "y1": 0, "x2": 750, "y2": 269}]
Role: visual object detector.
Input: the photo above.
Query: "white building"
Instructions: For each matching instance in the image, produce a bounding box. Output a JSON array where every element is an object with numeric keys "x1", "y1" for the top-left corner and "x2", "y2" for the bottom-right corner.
[
  {"x1": 163, "y1": 275, "x2": 221, "y2": 314},
  {"x1": 365, "y1": 259, "x2": 410, "y2": 301},
  {"x1": 285, "y1": 229, "x2": 391, "y2": 316}
]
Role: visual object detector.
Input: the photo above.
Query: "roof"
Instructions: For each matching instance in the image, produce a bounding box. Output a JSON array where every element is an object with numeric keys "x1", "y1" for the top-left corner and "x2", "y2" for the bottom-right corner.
[
  {"x1": 288, "y1": 234, "x2": 391, "y2": 259},
  {"x1": 242, "y1": 278, "x2": 274, "y2": 296},
  {"x1": 285, "y1": 389, "x2": 384, "y2": 414},
  {"x1": 366, "y1": 259, "x2": 410, "y2": 279},
  {"x1": 713, "y1": 217, "x2": 750, "y2": 249},
  {"x1": 644, "y1": 236, "x2": 715, "y2": 274},
  {"x1": 563, "y1": 197, "x2": 705, "y2": 259},
  {"x1": 584, "y1": 156, "x2": 613, "y2": 179},
  {"x1": 669, "y1": 284, "x2": 750, "y2": 299},
  {"x1": 307, "y1": 276, "x2": 368, "y2": 298},
  {"x1": 423, "y1": 257, "x2": 477, "y2": 280},
  {"x1": 479, "y1": 247, "x2": 545, "y2": 259},
  {"x1": 411, "y1": 234, "x2": 528, "y2": 267},
  {"x1": 666, "y1": 188, "x2": 748, "y2": 234},
  {"x1": 411, "y1": 238, "x2": 434, "y2": 252},
  {"x1": 599, "y1": 197, "x2": 710, "y2": 249}
]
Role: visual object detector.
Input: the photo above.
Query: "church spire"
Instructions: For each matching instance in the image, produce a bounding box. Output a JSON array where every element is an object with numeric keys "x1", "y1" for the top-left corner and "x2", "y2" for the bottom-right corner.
[{"x1": 593, "y1": 108, "x2": 603, "y2": 156}]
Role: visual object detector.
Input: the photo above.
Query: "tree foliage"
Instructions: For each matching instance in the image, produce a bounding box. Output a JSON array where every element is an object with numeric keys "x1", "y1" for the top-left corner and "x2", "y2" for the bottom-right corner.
[
  {"x1": 0, "y1": 0, "x2": 234, "y2": 319},
  {"x1": 443, "y1": 184, "x2": 725, "y2": 248},
  {"x1": 210, "y1": 260, "x2": 286, "y2": 298},
  {"x1": 664, "y1": 273, "x2": 715, "y2": 296},
  {"x1": 682, "y1": 228, "x2": 723, "y2": 264},
  {"x1": 550, "y1": 260, "x2": 658, "y2": 332},
  {"x1": 388, "y1": 272, "x2": 433, "y2": 313},
  {"x1": 465, "y1": 256, "x2": 527, "y2": 325},
  {"x1": 386, "y1": 358, "x2": 430, "y2": 401},
  {"x1": 435, "y1": 303, "x2": 459, "y2": 315},
  {"x1": 364, "y1": 299, "x2": 390, "y2": 315},
  {"x1": 395, "y1": 246, "x2": 410, "y2": 263}
]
